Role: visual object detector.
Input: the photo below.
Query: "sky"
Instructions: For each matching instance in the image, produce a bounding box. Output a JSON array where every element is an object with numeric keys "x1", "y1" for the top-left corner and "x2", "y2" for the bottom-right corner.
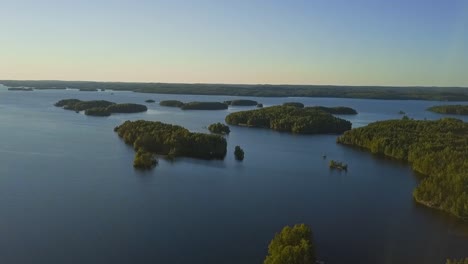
[{"x1": 1, "y1": 0, "x2": 468, "y2": 86}]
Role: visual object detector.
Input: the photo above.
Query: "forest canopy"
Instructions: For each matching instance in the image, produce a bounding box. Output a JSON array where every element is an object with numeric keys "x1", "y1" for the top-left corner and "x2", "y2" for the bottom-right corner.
[
  {"x1": 427, "y1": 105, "x2": 468, "y2": 115},
  {"x1": 264, "y1": 224, "x2": 316, "y2": 264},
  {"x1": 114, "y1": 120, "x2": 227, "y2": 169},
  {"x1": 337, "y1": 118, "x2": 468, "y2": 219},
  {"x1": 225, "y1": 105, "x2": 352, "y2": 134},
  {"x1": 55, "y1": 99, "x2": 147, "y2": 116},
  {"x1": 208, "y1": 123, "x2": 230, "y2": 134}
]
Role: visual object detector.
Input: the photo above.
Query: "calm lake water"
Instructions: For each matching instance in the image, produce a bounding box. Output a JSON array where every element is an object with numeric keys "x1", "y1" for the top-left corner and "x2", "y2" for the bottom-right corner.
[{"x1": 0, "y1": 85, "x2": 467, "y2": 264}]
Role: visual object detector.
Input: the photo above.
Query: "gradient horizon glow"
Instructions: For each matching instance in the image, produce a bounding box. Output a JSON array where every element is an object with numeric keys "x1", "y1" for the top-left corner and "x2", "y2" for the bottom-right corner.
[{"x1": 1, "y1": 0, "x2": 468, "y2": 86}]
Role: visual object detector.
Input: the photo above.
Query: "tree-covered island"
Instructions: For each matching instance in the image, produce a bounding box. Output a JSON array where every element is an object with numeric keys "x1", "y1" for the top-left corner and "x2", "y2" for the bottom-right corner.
[
  {"x1": 225, "y1": 105, "x2": 352, "y2": 134},
  {"x1": 180, "y1": 102, "x2": 228, "y2": 110},
  {"x1": 55, "y1": 99, "x2": 147, "y2": 116},
  {"x1": 428, "y1": 105, "x2": 468, "y2": 115},
  {"x1": 337, "y1": 118, "x2": 468, "y2": 219},
  {"x1": 145, "y1": 99, "x2": 156, "y2": 103},
  {"x1": 208, "y1": 123, "x2": 230, "y2": 134},
  {"x1": 114, "y1": 120, "x2": 227, "y2": 169}
]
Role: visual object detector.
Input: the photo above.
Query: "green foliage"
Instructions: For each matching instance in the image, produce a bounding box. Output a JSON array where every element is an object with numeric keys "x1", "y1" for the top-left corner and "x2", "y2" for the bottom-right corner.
[
  {"x1": 133, "y1": 150, "x2": 157, "y2": 169},
  {"x1": 115, "y1": 120, "x2": 227, "y2": 166},
  {"x1": 428, "y1": 105, "x2": 468, "y2": 115},
  {"x1": 264, "y1": 224, "x2": 316, "y2": 264},
  {"x1": 159, "y1": 100, "x2": 184, "y2": 107},
  {"x1": 329, "y1": 160, "x2": 348, "y2": 170},
  {"x1": 55, "y1": 99, "x2": 82, "y2": 107},
  {"x1": 180, "y1": 102, "x2": 228, "y2": 110},
  {"x1": 234, "y1": 146, "x2": 244, "y2": 161},
  {"x1": 4, "y1": 80, "x2": 468, "y2": 101},
  {"x1": 283, "y1": 102, "x2": 304, "y2": 108},
  {"x1": 106, "y1": 103, "x2": 147, "y2": 113},
  {"x1": 84, "y1": 107, "x2": 111, "y2": 116},
  {"x1": 446, "y1": 258, "x2": 468, "y2": 264},
  {"x1": 69, "y1": 100, "x2": 115, "y2": 111},
  {"x1": 208, "y1": 123, "x2": 230, "y2": 134},
  {"x1": 225, "y1": 106, "x2": 352, "y2": 134},
  {"x1": 337, "y1": 118, "x2": 468, "y2": 219}
]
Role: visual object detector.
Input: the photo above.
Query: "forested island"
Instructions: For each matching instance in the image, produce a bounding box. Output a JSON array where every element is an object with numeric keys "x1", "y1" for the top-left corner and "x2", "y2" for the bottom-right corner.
[
  {"x1": 180, "y1": 102, "x2": 228, "y2": 110},
  {"x1": 427, "y1": 105, "x2": 468, "y2": 115},
  {"x1": 160, "y1": 100, "x2": 228, "y2": 110},
  {"x1": 234, "y1": 146, "x2": 244, "y2": 161},
  {"x1": 329, "y1": 160, "x2": 348, "y2": 171},
  {"x1": 159, "y1": 100, "x2": 184, "y2": 107},
  {"x1": 3, "y1": 80, "x2": 468, "y2": 101},
  {"x1": 224, "y1": 99, "x2": 258, "y2": 106},
  {"x1": 114, "y1": 120, "x2": 227, "y2": 169},
  {"x1": 145, "y1": 99, "x2": 155, "y2": 103},
  {"x1": 225, "y1": 105, "x2": 352, "y2": 134},
  {"x1": 337, "y1": 118, "x2": 468, "y2": 219},
  {"x1": 54, "y1": 99, "x2": 147, "y2": 116},
  {"x1": 208, "y1": 123, "x2": 230, "y2": 134}
]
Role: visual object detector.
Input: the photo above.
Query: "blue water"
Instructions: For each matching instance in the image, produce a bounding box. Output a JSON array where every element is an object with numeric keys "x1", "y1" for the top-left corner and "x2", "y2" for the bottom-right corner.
[{"x1": 0, "y1": 85, "x2": 467, "y2": 264}]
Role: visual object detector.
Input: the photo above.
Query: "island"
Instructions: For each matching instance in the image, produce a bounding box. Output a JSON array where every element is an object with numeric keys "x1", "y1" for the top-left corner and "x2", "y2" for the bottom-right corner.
[
  {"x1": 106, "y1": 103, "x2": 147, "y2": 113},
  {"x1": 145, "y1": 99, "x2": 155, "y2": 103},
  {"x1": 283, "y1": 102, "x2": 304, "y2": 108},
  {"x1": 208, "y1": 123, "x2": 230, "y2": 134},
  {"x1": 257, "y1": 103, "x2": 263, "y2": 108},
  {"x1": 4, "y1": 80, "x2": 468, "y2": 101},
  {"x1": 180, "y1": 102, "x2": 228, "y2": 110},
  {"x1": 329, "y1": 160, "x2": 348, "y2": 171},
  {"x1": 337, "y1": 118, "x2": 468, "y2": 219},
  {"x1": 84, "y1": 107, "x2": 111, "y2": 116},
  {"x1": 55, "y1": 99, "x2": 147, "y2": 116},
  {"x1": 234, "y1": 146, "x2": 244, "y2": 161},
  {"x1": 398, "y1": 110, "x2": 406, "y2": 115},
  {"x1": 224, "y1": 99, "x2": 258, "y2": 106},
  {"x1": 159, "y1": 100, "x2": 184, "y2": 107},
  {"x1": 8, "y1": 87, "x2": 33, "y2": 91},
  {"x1": 114, "y1": 120, "x2": 227, "y2": 168},
  {"x1": 427, "y1": 105, "x2": 468, "y2": 115},
  {"x1": 225, "y1": 105, "x2": 352, "y2": 134}
]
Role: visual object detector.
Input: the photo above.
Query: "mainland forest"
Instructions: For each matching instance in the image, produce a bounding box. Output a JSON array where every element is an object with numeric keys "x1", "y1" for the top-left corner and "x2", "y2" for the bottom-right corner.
[{"x1": 337, "y1": 118, "x2": 468, "y2": 219}]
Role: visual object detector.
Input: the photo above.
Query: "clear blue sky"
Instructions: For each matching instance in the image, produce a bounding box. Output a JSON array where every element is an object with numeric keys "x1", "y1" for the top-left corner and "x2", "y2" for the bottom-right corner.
[{"x1": 1, "y1": 0, "x2": 468, "y2": 86}]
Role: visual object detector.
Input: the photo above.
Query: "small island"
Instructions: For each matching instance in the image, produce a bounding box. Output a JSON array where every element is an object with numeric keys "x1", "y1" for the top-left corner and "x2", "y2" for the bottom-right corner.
[
  {"x1": 84, "y1": 107, "x2": 111, "y2": 116},
  {"x1": 224, "y1": 99, "x2": 258, "y2": 106},
  {"x1": 180, "y1": 102, "x2": 228, "y2": 110},
  {"x1": 107, "y1": 103, "x2": 147, "y2": 113},
  {"x1": 257, "y1": 103, "x2": 263, "y2": 108},
  {"x1": 145, "y1": 99, "x2": 156, "y2": 103},
  {"x1": 55, "y1": 99, "x2": 147, "y2": 116},
  {"x1": 398, "y1": 110, "x2": 406, "y2": 115},
  {"x1": 337, "y1": 118, "x2": 468, "y2": 219},
  {"x1": 159, "y1": 100, "x2": 185, "y2": 107},
  {"x1": 208, "y1": 123, "x2": 230, "y2": 134},
  {"x1": 283, "y1": 102, "x2": 304, "y2": 108},
  {"x1": 8, "y1": 87, "x2": 33, "y2": 91},
  {"x1": 114, "y1": 120, "x2": 227, "y2": 169},
  {"x1": 225, "y1": 105, "x2": 352, "y2": 134},
  {"x1": 427, "y1": 105, "x2": 468, "y2": 115},
  {"x1": 329, "y1": 160, "x2": 348, "y2": 171},
  {"x1": 234, "y1": 146, "x2": 244, "y2": 161}
]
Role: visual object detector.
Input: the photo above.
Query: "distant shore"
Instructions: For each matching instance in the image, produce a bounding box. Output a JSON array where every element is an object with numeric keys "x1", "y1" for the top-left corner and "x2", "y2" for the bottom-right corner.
[{"x1": 2, "y1": 80, "x2": 468, "y2": 101}]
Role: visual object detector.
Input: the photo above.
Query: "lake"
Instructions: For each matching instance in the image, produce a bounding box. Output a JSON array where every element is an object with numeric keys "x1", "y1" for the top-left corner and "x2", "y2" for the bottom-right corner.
[{"x1": 0, "y1": 85, "x2": 467, "y2": 264}]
